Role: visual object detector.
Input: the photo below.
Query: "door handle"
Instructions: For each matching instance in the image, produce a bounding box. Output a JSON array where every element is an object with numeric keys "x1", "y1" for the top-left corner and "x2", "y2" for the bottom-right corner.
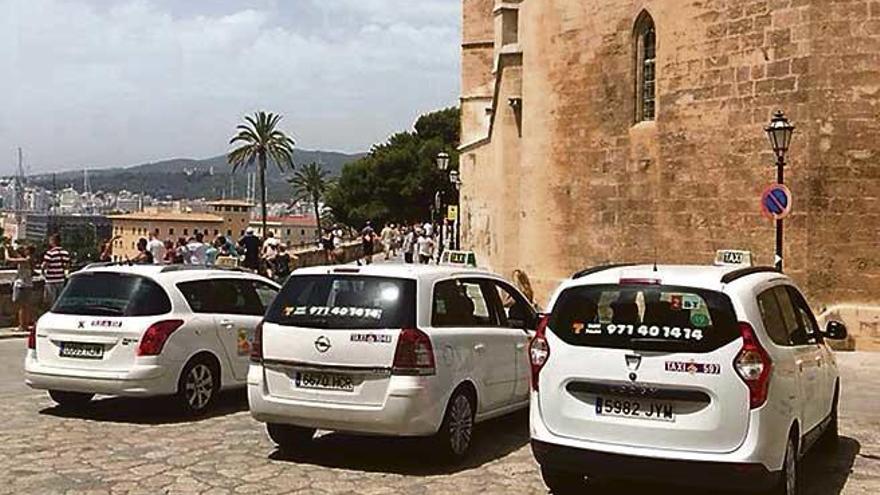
[
  {"x1": 515, "y1": 343, "x2": 526, "y2": 350},
  {"x1": 219, "y1": 319, "x2": 234, "y2": 328},
  {"x1": 815, "y1": 356, "x2": 823, "y2": 366},
  {"x1": 474, "y1": 343, "x2": 486, "y2": 353}
]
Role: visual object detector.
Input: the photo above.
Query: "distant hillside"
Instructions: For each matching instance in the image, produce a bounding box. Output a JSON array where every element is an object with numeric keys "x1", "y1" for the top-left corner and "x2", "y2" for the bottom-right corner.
[{"x1": 28, "y1": 149, "x2": 364, "y2": 201}]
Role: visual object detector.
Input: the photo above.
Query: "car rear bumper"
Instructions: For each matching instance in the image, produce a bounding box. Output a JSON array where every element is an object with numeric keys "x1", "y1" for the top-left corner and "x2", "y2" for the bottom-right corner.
[
  {"x1": 531, "y1": 439, "x2": 779, "y2": 491},
  {"x1": 247, "y1": 374, "x2": 445, "y2": 437},
  {"x1": 24, "y1": 356, "x2": 176, "y2": 396}
]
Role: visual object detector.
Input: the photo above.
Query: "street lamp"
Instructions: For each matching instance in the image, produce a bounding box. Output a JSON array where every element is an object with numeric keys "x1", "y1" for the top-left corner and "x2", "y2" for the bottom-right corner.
[
  {"x1": 435, "y1": 152, "x2": 451, "y2": 256},
  {"x1": 765, "y1": 110, "x2": 795, "y2": 272},
  {"x1": 449, "y1": 169, "x2": 462, "y2": 250}
]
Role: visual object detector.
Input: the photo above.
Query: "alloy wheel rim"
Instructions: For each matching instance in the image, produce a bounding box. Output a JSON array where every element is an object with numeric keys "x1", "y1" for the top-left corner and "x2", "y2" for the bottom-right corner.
[
  {"x1": 448, "y1": 395, "x2": 473, "y2": 455},
  {"x1": 785, "y1": 440, "x2": 797, "y2": 495},
  {"x1": 185, "y1": 364, "x2": 214, "y2": 410}
]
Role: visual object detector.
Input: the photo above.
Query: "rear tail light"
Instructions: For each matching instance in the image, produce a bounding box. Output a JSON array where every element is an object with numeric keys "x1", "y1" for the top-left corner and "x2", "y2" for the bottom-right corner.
[
  {"x1": 392, "y1": 328, "x2": 435, "y2": 376},
  {"x1": 734, "y1": 322, "x2": 772, "y2": 409},
  {"x1": 27, "y1": 326, "x2": 36, "y2": 350},
  {"x1": 250, "y1": 320, "x2": 264, "y2": 363},
  {"x1": 137, "y1": 320, "x2": 184, "y2": 356},
  {"x1": 529, "y1": 314, "x2": 551, "y2": 391}
]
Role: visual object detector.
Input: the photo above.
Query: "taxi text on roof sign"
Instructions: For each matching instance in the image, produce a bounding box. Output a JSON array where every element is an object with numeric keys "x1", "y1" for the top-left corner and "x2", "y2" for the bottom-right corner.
[
  {"x1": 714, "y1": 250, "x2": 753, "y2": 267},
  {"x1": 440, "y1": 250, "x2": 477, "y2": 267}
]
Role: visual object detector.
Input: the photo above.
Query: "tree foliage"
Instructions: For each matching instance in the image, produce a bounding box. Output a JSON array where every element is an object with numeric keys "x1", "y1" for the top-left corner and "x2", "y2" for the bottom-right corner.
[
  {"x1": 227, "y1": 111, "x2": 296, "y2": 235},
  {"x1": 325, "y1": 107, "x2": 460, "y2": 228},
  {"x1": 288, "y1": 162, "x2": 330, "y2": 240}
]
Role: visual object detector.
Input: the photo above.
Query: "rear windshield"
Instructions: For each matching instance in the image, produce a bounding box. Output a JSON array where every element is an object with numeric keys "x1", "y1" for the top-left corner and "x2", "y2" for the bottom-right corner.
[
  {"x1": 265, "y1": 275, "x2": 416, "y2": 329},
  {"x1": 53, "y1": 272, "x2": 172, "y2": 317},
  {"x1": 549, "y1": 284, "x2": 738, "y2": 353}
]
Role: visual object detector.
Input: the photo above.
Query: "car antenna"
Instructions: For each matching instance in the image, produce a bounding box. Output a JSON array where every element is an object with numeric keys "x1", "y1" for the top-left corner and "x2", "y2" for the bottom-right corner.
[{"x1": 653, "y1": 247, "x2": 658, "y2": 272}]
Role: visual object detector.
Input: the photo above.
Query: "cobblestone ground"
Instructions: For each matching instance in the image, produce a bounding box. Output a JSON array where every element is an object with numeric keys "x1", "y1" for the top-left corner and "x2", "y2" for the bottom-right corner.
[{"x1": 0, "y1": 342, "x2": 877, "y2": 494}]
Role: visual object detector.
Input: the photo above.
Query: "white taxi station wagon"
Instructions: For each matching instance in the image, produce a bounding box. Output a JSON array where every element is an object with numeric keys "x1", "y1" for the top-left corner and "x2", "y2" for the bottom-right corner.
[
  {"x1": 248, "y1": 264, "x2": 538, "y2": 460},
  {"x1": 25, "y1": 264, "x2": 280, "y2": 414},
  {"x1": 529, "y1": 253, "x2": 848, "y2": 495}
]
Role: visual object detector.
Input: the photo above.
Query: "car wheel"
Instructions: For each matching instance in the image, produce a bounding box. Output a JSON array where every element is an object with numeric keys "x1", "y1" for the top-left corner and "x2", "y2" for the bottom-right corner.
[
  {"x1": 773, "y1": 436, "x2": 800, "y2": 495},
  {"x1": 177, "y1": 358, "x2": 219, "y2": 415},
  {"x1": 540, "y1": 467, "x2": 585, "y2": 494},
  {"x1": 434, "y1": 388, "x2": 475, "y2": 461},
  {"x1": 266, "y1": 423, "x2": 315, "y2": 451},
  {"x1": 819, "y1": 387, "x2": 840, "y2": 451},
  {"x1": 48, "y1": 390, "x2": 94, "y2": 408}
]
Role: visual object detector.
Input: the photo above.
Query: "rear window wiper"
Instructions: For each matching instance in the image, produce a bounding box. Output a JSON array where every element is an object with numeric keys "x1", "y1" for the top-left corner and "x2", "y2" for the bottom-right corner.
[{"x1": 81, "y1": 304, "x2": 125, "y2": 315}]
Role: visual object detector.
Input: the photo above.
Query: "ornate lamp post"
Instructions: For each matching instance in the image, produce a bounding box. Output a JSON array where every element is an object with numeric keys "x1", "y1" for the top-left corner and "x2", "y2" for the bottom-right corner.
[
  {"x1": 765, "y1": 110, "x2": 795, "y2": 272},
  {"x1": 436, "y1": 152, "x2": 451, "y2": 255},
  {"x1": 449, "y1": 169, "x2": 462, "y2": 250}
]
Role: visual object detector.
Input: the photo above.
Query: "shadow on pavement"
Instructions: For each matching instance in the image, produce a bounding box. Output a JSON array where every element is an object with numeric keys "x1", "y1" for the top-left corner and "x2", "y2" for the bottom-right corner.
[
  {"x1": 269, "y1": 408, "x2": 530, "y2": 475},
  {"x1": 38, "y1": 388, "x2": 248, "y2": 424},
  {"x1": 580, "y1": 436, "x2": 861, "y2": 495}
]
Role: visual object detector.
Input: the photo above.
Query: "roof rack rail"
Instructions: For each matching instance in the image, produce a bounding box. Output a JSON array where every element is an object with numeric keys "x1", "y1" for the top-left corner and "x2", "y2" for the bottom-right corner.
[
  {"x1": 720, "y1": 266, "x2": 780, "y2": 284},
  {"x1": 572, "y1": 263, "x2": 636, "y2": 279},
  {"x1": 160, "y1": 264, "x2": 249, "y2": 274},
  {"x1": 83, "y1": 261, "x2": 134, "y2": 269}
]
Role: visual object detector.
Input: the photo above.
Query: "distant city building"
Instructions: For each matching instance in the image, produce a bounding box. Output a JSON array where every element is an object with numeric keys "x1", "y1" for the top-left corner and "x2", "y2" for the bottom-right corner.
[
  {"x1": 250, "y1": 215, "x2": 319, "y2": 248},
  {"x1": 108, "y1": 199, "x2": 254, "y2": 260}
]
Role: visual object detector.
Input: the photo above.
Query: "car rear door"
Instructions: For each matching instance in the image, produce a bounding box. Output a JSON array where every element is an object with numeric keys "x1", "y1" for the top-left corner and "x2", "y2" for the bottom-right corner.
[
  {"x1": 36, "y1": 272, "x2": 173, "y2": 372},
  {"x1": 431, "y1": 278, "x2": 516, "y2": 412},
  {"x1": 787, "y1": 287, "x2": 835, "y2": 422},
  {"x1": 209, "y1": 278, "x2": 267, "y2": 382},
  {"x1": 539, "y1": 283, "x2": 749, "y2": 454},
  {"x1": 487, "y1": 280, "x2": 537, "y2": 402},
  {"x1": 260, "y1": 274, "x2": 416, "y2": 407}
]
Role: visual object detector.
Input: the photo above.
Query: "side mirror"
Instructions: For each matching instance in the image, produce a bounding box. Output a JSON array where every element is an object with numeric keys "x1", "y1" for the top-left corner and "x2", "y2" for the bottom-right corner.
[{"x1": 824, "y1": 320, "x2": 848, "y2": 340}]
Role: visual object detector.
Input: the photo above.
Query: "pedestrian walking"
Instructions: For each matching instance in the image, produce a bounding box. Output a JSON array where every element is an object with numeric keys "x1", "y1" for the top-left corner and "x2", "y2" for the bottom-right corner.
[
  {"x1": 7, "y1": 244, "x2": 36, "y2": 331},
  {"x1": 360, "y1": 221, "x2": 376, "y2": 265},
  {"x1": 186, "y1": 233, "x2": 208, "y2": 265},
  {"x1": 132, "y1": 238, "x2": 153, "y2": 264},
  {"x1": 273, "y1": 244, "x2": 292, "y2": 283},
  {"x1": 417, "y1": 229, "x2": 435, "y2": 264},
  {"x1": 146, "y1": 231, "x2": 165, "y2": 264},
  {"x1": 402, "y1": 226, "x2": 416, "y2": 264},
  {"x1": 321, "y1": 229, "x2": 335, "y2": 263},
  {"x1": 238, "y1": 228, "x2": 261, "y2": 271},
  {"x1": 381, "y1": 223, "x2": 396, "y2": 260},
  {"x1": 42, "y1": 234, "x2": 70, "y2": 306},
  {"x1": 162, "y1": 240, "x2": 176, "y2": 264},
  {"x1": 332, "y1": 226, "x2": 345, "y2": 262}
]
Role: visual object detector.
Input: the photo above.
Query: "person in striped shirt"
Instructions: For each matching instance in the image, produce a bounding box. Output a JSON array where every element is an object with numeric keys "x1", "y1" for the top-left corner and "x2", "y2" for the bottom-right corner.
[{"x1": 42, "y1": 234, "x2": 70, "y2": 306}]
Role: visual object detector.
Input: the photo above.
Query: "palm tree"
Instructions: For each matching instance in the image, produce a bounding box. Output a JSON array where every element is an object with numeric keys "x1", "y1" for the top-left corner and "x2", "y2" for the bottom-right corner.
[
  {"x1": 227, "y1": 111, "x2": 296, "y2": 237},
  {"x1": 288, "y1": 162, "x2": 329, "y2": 240}
]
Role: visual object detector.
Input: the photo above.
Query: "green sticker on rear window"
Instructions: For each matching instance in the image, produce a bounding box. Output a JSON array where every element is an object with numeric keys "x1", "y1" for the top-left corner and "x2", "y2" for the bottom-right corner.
[{"x1": 691, "y1": 313, "x2": 710, "y2": 328}]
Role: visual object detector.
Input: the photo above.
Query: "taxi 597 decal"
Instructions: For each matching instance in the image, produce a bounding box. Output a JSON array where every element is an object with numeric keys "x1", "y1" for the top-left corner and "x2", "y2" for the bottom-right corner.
[{"x1": 573, "y1": 323, "x2": 705, "y2": 342}]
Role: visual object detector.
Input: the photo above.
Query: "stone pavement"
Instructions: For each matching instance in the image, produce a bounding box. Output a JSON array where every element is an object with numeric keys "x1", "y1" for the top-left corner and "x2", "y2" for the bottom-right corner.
[{"x1": 0, "y1": 341, "x2": 877, "y2": 494}]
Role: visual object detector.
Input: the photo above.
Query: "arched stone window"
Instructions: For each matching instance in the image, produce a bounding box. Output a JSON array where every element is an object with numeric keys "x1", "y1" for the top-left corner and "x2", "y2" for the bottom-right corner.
[{"x1": 634, "y1": 11, "x2": 656, "y2": 122}]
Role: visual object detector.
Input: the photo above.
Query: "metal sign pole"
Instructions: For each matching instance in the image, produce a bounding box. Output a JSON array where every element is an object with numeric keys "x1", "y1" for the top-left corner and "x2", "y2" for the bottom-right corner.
[{"x1": 776, "y1": 156, "x2": 784, "y2": 272}]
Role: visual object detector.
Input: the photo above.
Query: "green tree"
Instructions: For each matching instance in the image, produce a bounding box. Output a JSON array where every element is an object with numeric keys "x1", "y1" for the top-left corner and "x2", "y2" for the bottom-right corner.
[
  {"x1": 227, "y1": 111, "x2": 296, "y2": 236},
  {"x1": 288, "y1": 162, "x2": 329, "y2": 241},
  {"x1": 325, "y1": 107, "x2": 460, "y2": 228}
]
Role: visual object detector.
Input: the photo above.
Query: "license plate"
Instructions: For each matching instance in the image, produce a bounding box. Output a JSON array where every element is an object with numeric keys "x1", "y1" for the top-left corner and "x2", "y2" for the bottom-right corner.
[
  {"x1": 294, "y1": 372, "x2": 354, "y2": 392},
  {"x1": 59, "y1": 342, "x2": 104, "y2": 360},
  {"x1": 595, "y1": 396, "x2": 675, "y2": 422}
]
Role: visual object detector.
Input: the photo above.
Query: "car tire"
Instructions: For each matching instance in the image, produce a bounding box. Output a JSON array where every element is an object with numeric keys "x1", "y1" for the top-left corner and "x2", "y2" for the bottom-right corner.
[
  {"x1": 772, "y1": 435, "x2": 800, "y2": 495},
  {"x1": 433, "y1": 388, "x2": 476, "y2": 462},
  {"x1": 540, "y1": 467, "x2": 585, "y2": 494},
  {"x1": 266, "y1": 423, "x2": 315, "y2": 451},
  {"x1": 48, "y1": 390, "x2": 94, "y2": 408},
  {"x1": 819, "y1": 386, "x2": 840, "y2": 451},
  {"x1": 177, "y1": 357, "x2": 219, "y2": 416}
]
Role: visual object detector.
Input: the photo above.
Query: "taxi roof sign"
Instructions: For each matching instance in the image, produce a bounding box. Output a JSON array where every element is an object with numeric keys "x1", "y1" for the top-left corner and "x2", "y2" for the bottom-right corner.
[
  {"x1": 440, "y1": 250, "x2": 477, "y2": 267},
  {"x1": 714, "y1": 250, "x2": 753, "y2": 267}
]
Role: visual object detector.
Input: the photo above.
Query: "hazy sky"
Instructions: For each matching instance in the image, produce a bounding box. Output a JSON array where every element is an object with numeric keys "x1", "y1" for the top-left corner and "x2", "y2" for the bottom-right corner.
[{"x1": 0, "y1": 0, "x2": 461, "y2": 174}]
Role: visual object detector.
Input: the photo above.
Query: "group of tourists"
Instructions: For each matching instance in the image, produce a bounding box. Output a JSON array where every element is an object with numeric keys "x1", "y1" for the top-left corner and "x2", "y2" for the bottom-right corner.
[
  {"x1": 4, "y1": 234, "x2": 70, "y2": 333},
  {"x1": 356, "y1": 221, "x2": 445, "y2": 265},
  {"x1": 101, "y1": 228, "x2": 294, "y2": 283}
]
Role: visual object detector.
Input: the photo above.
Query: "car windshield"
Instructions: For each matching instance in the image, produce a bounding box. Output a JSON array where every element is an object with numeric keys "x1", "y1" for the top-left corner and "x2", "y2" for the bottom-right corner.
[
  {"x1": 52, "y1": 272, "x2": 172, "y2": 317},
  {"x1": 265, "y1": 275, "x2": 416, "y2": 330},
  {"x1": 549, "y1": 284, "x2": 739, "y2": 353}
]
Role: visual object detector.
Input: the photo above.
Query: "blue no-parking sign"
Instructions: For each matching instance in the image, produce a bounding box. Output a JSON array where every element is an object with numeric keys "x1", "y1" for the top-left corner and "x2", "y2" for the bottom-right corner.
[{"x1": 761, "y1": 184, "x2": 792, "y2": 220}]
